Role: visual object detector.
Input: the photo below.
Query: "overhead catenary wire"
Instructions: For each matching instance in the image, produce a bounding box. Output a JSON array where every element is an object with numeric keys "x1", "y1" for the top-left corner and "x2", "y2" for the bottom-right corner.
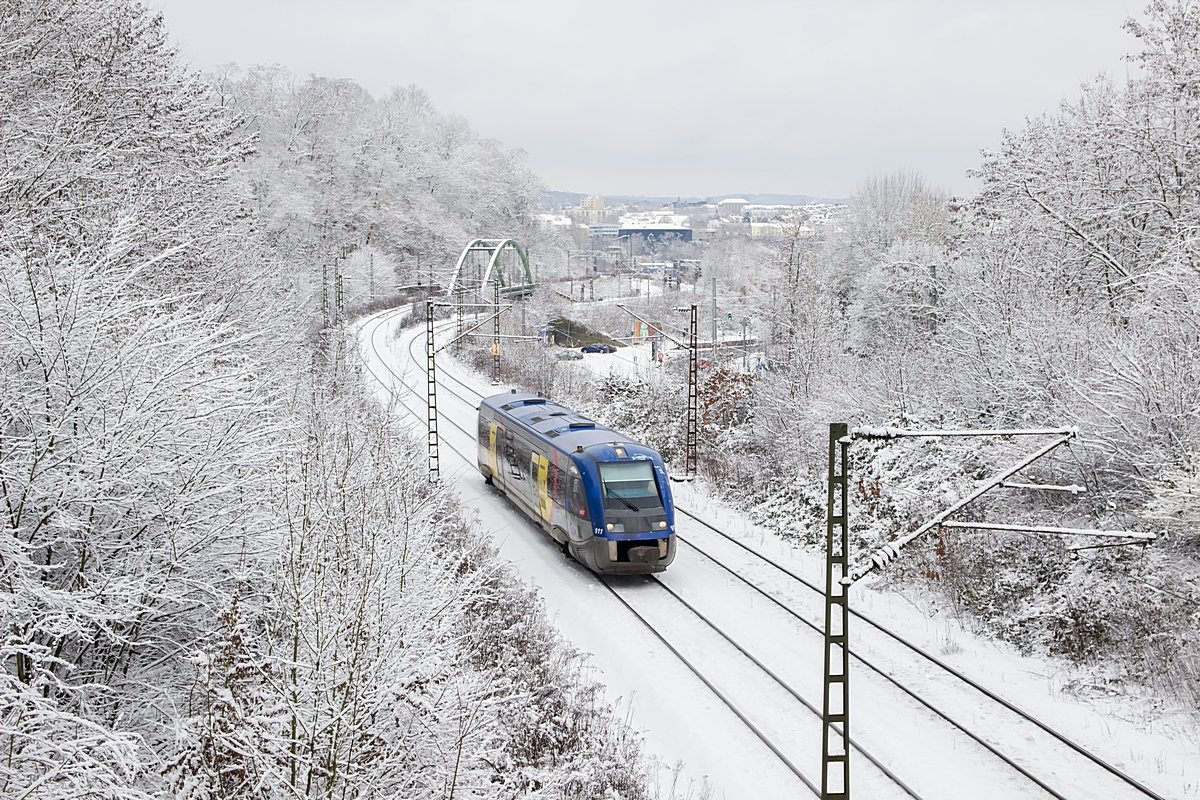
[
  {"x1": 386, "y1": 314, "x2": 904, "y2": 798},
  {"x1": 367, "y1": 310, "x2": 1168, "y2": 800}
]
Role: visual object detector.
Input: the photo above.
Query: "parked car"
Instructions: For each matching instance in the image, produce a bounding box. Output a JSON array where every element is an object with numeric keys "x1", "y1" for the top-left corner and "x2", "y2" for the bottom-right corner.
[
  {"x1": 581, "y1": 343, "x2": 617, "y2": 353},
  {"x1": 556, "y1": 349, "x2": 584, "y2": 360}
]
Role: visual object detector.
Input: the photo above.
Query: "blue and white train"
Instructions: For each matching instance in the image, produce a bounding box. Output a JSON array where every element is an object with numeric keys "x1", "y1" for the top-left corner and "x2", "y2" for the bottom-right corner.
[{"x1": 477, "y1": 391, "x2": 677, "y2": 574}]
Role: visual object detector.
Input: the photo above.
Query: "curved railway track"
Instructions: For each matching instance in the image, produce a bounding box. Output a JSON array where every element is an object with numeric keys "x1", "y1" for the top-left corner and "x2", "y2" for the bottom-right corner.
[
  {"x1": 357, "y1": 308, "x2": 1174, "y2": 800},
  {"x1": 363, "y1": 310, "x2": 914, "y2": 796}
]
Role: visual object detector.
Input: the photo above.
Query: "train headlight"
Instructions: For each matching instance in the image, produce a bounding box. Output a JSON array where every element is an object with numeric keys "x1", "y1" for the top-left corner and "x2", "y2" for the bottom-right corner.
[
  {"x1": 658, "y1": 520, "x2": 668, "y2": 529},
  {"x1": 606, "y1": 523, "x2": 614, "y2": 531}
]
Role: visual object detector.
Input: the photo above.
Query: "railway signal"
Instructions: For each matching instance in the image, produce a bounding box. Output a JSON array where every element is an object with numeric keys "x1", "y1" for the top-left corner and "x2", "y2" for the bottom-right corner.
[{"x1": 819, "y1": 424, "x2": 1156, "y2": 800}]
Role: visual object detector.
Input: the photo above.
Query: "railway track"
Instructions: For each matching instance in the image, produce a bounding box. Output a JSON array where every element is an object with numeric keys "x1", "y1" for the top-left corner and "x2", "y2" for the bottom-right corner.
[
  {"x1": 363, "y1": 311, "x2": 918, "y2": 797},
  {"x1": 668, "y1": 509, "x2": 1170, "y2": 800},
  {"x1": 358, "y1": 308, "x2": 1175, "y2": 800}
]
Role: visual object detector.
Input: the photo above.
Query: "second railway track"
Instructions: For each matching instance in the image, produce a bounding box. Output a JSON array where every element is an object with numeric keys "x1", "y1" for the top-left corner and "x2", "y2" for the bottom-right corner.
[{"x1": 360, "y1": 308, "x2": 1176, "y2": 800}]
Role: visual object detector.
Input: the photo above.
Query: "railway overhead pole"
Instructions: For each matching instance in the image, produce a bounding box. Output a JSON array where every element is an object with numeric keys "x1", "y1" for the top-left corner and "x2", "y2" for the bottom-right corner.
[
  {"x1": 819, "y1": 424, "x2": 1156, "y2": 800},
  {"x1": 614, "y1": 303, "x2": 699, "y2": 478},
  {"x1": 687, "y1": 305, "x2": 699, "y2": 478},
  {"x1": 426, "y1": 300, "x2": 440, "y2": 481},
  {"x1": 492, "y1": 284, "x2": 501, "y2": 384}
]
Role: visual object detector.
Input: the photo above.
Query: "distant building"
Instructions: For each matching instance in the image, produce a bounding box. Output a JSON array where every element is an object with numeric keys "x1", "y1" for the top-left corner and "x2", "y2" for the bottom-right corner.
[
  {"x1": 534, "y1": 213, "x2": 573, "y2": 231},
  {"x1": 749, "y1": 222, "x2": 786, "y2": 240},
  {"x1": 579, "y1": 196, "x2": 606, "y2": 224},
  {"x1": 619, "y1": 210, "x2": 692, "y2": 242},
  {"x1": 619, "y1": 225, "x2": 693, "y2": 243},
  {"x1": 718, "y1": 198, "x2": 748, "y2": 218},
  {"x1": 745, "y1": 204, "x2": 795, "y2": 222},
  {"x1": 588, "y1": 223, "x2": 619, "y2": 239}
]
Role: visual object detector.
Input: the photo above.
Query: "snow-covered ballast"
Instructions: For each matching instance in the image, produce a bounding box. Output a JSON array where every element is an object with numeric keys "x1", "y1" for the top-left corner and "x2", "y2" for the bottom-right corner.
[{"x1": 477, "y1": 391, "x2": 677, "y2": 574}]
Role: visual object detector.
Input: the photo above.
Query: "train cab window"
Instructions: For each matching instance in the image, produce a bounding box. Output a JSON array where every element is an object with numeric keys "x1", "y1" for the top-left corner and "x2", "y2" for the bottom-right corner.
[{"x1": 597, "y1": 461, "x2": 664, "y2": 511}]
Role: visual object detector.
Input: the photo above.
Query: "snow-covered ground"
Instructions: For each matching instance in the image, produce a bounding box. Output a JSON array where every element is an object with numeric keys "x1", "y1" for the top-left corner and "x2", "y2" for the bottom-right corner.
[
  {"x1": 567, "y1": 342, "x2": 664, "y2": 384},
  {"x1": 357, "y1": 308, "x2": 1197, "y2": 799}
]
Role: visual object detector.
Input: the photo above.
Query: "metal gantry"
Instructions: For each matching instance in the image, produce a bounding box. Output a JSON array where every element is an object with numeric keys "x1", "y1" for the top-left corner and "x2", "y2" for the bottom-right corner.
[
  {"x1": 818, "y1": 424, "x2": 1156, "y2": 800},
  {"x1": 426, "y1": 301, "x2": 439, "y2": 481}
]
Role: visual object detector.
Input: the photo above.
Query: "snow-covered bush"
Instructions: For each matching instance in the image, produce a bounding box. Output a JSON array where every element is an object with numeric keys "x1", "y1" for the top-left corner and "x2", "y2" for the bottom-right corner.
[{"x1": 1, "y1": 1, "x2": 655, "y2": 794}]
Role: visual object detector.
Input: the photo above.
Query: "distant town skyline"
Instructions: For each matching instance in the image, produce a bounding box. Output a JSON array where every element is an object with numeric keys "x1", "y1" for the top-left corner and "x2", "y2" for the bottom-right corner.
[{"x1": 154, "y1": 0, "x2": 1144, "y2": 199}]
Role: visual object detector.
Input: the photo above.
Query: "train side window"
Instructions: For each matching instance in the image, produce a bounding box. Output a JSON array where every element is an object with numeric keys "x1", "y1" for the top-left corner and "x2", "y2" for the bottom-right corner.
[
  {"x1": 504, "y1": 443, "x2": 521, "y2": 478},
  {"x1": 570, "y1": 476, "x2": 589, "y2": 520},
  {"x1": 553, "y1": 465, "x2": 566, "y2": 503},
  {"x1": 511, "y1": 438, "x2": 531, "y2": 481},
  {"x1": 477, "y1": 414, "x2": 490, "y2": 442}
]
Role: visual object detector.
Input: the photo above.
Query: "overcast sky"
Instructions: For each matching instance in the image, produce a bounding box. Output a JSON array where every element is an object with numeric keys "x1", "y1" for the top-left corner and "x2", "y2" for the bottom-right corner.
[{"x1": 153, "y1": 0, "x2": 1144, "y2": 200}]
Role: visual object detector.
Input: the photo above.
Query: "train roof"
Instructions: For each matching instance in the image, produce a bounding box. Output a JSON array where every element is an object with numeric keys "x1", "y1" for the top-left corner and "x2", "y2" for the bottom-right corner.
[{"x1": 481, "y1": 391, "x2": 646, "y2": 456}]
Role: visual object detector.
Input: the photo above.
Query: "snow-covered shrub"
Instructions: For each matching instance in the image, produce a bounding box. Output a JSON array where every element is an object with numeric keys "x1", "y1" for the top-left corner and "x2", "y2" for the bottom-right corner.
[
  {"x1": 1, "y1": 0, "x2": 286, "y2": 792},
  {"x1": 1, "y1": 1, "x2": 654, "y2": 795},
  {"x1": 161, "y1": 347, "x2": 651, "y2": 799}
]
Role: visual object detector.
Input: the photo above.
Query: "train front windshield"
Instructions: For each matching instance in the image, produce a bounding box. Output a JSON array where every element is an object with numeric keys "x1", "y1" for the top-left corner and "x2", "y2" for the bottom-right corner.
[{"x1": 598, "y1": 461, "x2": 664, "y2": 511}]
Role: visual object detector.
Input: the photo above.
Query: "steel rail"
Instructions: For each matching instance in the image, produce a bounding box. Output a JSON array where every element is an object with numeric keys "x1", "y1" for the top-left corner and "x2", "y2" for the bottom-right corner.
[
  {"x1": 672, "y1": 535, "x2": 1073, "y2": 800},
  {"x1": 673, "y1": 506, "x2": 1169, "y2": 800},
  {"x1": 378, "y1": 317, "x2": 1157, "y2": 800},
  {"x1": 391, "y1": 319, "x2": 836, "y2": 799},
  {"x1": 598, "y1": 577, "x2": 822, "y2": 798},
  {"x1": 646, "y1": 575, "x2": 924, "y2": 800},
  {"x1": 404, "y1": 330, "x2": 1049, "y2": 797},
  {"x1": 360, "y1": 309, "x2": 478, "y2": 468},
  {"x1": 411, "y1": 331, "x2": 832, "y2": 796}
]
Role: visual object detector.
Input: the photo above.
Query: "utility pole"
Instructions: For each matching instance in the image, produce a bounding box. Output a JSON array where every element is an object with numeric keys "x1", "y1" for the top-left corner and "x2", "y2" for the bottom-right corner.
[
  {"x1": 454, "y1": 286, "x2": 465, "y2": 352},
  {"x1": 710, "y1": 270, "x2": 718, "y2": 360},
  {"x1": 334, "y1": 260, "x2": 344, "y2": 326},
  {"x1": 492, "y1": 284, "x2": 502, "y2": 385},
  {"x1": 321, "y1": 262, "x2": 329, "y2": 329},
  {"x1": 741, "y1": 316, "x2": 750, "y2": 369},
  {"x1": 368, "y1": 252, "x2": 375, "y2": 304},
  {"x1": 426, "y1": 301, "x2": 440, "y2": 482},
  {"x1": 687, "y1": 305, "x2": 699, "y2": 478}
]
